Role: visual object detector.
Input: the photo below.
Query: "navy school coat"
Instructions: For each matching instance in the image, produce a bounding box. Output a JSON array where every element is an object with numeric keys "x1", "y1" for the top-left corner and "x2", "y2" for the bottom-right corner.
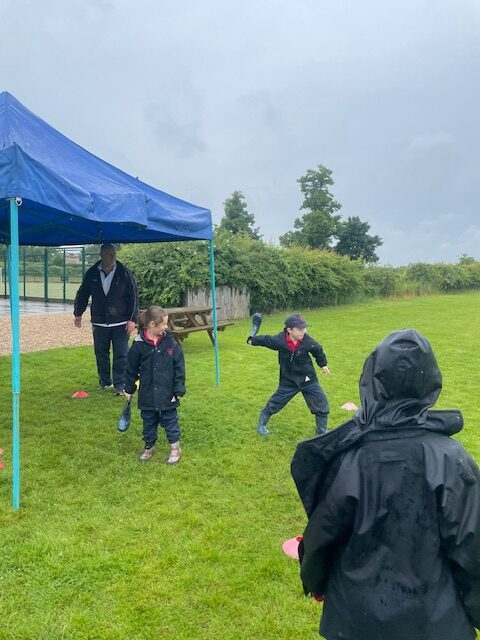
[{"x1": 124, "y1": 330, "x2": 185, "y2": 411}]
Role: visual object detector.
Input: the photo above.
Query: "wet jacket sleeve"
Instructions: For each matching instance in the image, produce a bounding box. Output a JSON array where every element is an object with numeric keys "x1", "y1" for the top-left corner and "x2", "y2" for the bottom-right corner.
[
  {"x1": 249, "y1": 334, "x2": 280, "y2": 350},
  {"x1": 438, "y1": 451, "x2": 480, "y2": 628},
  {"x1": 173, "y1": 343, "x2": 186, "y2": 396},
  {"x1": 300, "y1": 476, "x2": 356, "y2": 595},
  {"x1": 73, "y1": 269, "x2": 93, "y2": 317},
  {"x1": 124, "y1": 343, "x2": 141, "y2": 395},
  {"x1": 309, "y1": 339, "x2": 327, "y2": 368}
]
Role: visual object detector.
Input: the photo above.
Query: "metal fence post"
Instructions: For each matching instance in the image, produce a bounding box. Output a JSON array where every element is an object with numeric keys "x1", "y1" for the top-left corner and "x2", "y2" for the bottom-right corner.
[
  {"x1": 4, "y1": 248, "x2": 7, "y2": 298},
  {"x1": 44, "y1": 248, "x2": 48, "y2": 301},
  {"x1": 22, "y1": 247, "x2": 26, "y2": 299},
  {"x1": 62, "y1": 249, "x2": 67, "y2": 302}
]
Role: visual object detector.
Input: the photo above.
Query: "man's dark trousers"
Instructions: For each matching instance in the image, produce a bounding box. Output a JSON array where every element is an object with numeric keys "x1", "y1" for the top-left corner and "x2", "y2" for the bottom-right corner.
[
  {"x1": 262, "y1": 382, "x2": 329, "y2": 433},
  {"x1": 92, "y1": 324, "x2": 129, "y2": 389}
]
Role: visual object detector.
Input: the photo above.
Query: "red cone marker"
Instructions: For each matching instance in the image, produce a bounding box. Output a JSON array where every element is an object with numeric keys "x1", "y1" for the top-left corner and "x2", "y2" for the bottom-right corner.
[{"x1": 71, "y1": 390, "x2": 89, "y2": 399}]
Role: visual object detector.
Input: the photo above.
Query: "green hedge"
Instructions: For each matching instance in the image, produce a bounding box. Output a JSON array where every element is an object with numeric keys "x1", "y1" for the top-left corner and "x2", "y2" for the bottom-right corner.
[
  {"x1": 406, "y1": 262, "x2": 480, "y2": 291},
  {"x1": 118, "y1": 233, "x2": 480, "y2": 312}
]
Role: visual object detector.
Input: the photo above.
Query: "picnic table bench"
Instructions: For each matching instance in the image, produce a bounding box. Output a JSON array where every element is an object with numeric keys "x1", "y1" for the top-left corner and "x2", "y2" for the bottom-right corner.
[{"x1": 165, "y1": 306, "x2": 234, "y2": 345}]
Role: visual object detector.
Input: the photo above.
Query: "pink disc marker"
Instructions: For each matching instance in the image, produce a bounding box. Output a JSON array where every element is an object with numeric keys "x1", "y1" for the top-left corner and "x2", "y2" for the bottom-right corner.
[
  {"x1": 282, "y1": 535, "x2": 303, "y2": 559},
  {"x1": 341, "y1": 401, "x2": 359, "y2": 411},
  {"x1": 71, "y1": 390, "x2": 89, "y2": 399}
]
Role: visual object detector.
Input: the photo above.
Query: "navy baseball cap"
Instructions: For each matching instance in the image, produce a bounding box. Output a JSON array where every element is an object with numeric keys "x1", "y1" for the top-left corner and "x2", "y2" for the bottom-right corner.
[{"x1": 285, "y1": 314, "x2": 309, "y2": 329}]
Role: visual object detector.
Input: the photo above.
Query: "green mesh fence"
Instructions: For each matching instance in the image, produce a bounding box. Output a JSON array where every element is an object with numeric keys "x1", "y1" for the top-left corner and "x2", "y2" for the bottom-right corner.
[{"x1": 0, "y1": 246, "x2": 100, "y2": 302}]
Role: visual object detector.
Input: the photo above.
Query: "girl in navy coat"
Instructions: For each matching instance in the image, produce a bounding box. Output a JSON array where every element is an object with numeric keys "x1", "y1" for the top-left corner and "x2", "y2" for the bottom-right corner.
[{"x1": 124, "y1": 306, "x2": 185, "y2": 464}]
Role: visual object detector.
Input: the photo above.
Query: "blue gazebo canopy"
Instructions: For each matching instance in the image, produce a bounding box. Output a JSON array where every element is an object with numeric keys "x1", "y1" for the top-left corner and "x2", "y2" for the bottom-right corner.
[
  {"x1": 0, "y1": 91, "x2": 213, "y2": 245},
  {"x1": 0, "y1": 91, "x2": 218, "y2": 509}
]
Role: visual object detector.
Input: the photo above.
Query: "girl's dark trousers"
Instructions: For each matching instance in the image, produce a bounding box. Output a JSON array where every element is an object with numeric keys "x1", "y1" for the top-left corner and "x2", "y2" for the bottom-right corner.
[{"x1": 141, "y1": 408, "x2": 181, "y2": 447}]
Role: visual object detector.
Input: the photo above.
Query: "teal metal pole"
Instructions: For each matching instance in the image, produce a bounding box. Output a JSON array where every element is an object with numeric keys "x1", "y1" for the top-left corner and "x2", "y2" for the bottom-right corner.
[
  {"x1": 8, "y1": 198, "x2": 21, "y2": 509},
  {"x1": 209, "y1": 239, "x2": 219, "y2": 387}
]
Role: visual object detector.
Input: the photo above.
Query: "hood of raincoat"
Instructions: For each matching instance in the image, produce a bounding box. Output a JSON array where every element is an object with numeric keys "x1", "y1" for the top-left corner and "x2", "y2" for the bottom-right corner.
[
  {"x1": 292, "y1": 329, "x2": 463, "y2": 516},
  {"x1": 357, "y1": 328, "x2": 442, "y2": 429}
]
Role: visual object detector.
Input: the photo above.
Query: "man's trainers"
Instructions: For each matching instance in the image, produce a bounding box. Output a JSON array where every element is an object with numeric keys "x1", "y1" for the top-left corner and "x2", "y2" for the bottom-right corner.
[
  {"x1": 167, "y1": 444, "x2": 181, "y2": 465},
  {"x1": 98, "y1": 384, "x2": 114, "y2": 391},
  {"x1": 114, "y1": 388, "x2": 125, "y2": 396},
  {"x1": 139, "y1": 446, "x2": 156, "y2": 461}
]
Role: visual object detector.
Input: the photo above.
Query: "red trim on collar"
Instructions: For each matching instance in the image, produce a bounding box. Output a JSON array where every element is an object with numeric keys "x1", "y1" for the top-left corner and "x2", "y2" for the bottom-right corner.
[
  {"x1": 286, "y1": 333, "x2": 302, "y2": 352},
  {"x1": 143, "y1": 330, "x2": 163, "y2": 346}
]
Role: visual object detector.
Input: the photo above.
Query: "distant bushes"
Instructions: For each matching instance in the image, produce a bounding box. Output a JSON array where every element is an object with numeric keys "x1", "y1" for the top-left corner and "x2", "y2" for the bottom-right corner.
[
  {"x1": 119, "y1": 233, "x2": 480, "y2": 312},
  {"x1": 405, "y1": 261, "x2": 480, "y2": 292}
]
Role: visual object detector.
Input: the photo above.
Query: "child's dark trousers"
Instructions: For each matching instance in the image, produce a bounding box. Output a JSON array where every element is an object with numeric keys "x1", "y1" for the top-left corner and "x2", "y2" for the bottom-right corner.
[
  {"x1": 262, "y1": 382, "x2": 329, "y2": 433},
  {"x1": 141, "y1": 408, "x2": 181, "y2": 448}
]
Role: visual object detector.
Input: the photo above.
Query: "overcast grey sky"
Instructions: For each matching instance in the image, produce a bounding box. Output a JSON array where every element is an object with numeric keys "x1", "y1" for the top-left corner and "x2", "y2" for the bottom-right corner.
[{"x1": 1, "y1": 0, "x2": 479, "y2": 264}]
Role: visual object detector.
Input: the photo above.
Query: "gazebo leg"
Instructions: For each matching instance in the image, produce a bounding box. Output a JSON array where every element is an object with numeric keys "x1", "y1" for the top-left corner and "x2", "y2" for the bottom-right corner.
[{"x1": 8, "y1": 197, "x2": 21, "y2": 509}]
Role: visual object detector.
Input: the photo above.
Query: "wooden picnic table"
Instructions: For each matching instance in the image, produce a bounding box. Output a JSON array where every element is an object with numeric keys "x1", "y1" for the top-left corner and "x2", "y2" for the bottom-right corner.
[{"x1": 165, "y1": 306, "x2": 234, "y2": 345}]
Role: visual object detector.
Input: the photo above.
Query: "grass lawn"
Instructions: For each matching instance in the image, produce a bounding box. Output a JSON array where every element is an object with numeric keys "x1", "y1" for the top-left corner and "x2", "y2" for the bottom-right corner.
[{"x1": 0, "y1": 291, "x2": 479, "y2": 639}]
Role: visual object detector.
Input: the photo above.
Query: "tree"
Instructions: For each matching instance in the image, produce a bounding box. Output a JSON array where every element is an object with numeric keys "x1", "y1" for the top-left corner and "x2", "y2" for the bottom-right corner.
[
  {"x1": 280, "y1": 164, "x2": 382, "y2": 259},
  {"x1": 280, "y1": 164, "x2": 341, "y2": 249},
  {"x1": 219, "y1": 191, "x2": 261, "y2": 239},
  {"x1": 334, "y1": 216, "x2": 382, "y2": 263},
  {"x1": 279, "y1": 210, "x2": 339, "y2": 249},
  {"x1": 458, "y1": 254, "x2": 476, "y2": 265},
  {"x1": 298, "y1": 164, "x2": 342, "y2": 214}
]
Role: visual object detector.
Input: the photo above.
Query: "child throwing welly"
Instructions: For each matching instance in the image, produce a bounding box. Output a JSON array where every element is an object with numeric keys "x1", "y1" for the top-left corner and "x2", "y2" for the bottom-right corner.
[
  {"x1": 124, "y1": 306, "x2": 185, "y2": 463},
  {"x1": 248, "y1": 314, "x2": 330, "y2": 436}
]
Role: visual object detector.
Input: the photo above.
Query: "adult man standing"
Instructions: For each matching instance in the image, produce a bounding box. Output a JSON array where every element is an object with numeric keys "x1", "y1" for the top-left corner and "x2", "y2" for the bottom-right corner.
[{"x1": 74, "y1": 243, "x2": 138, "y2": 395}]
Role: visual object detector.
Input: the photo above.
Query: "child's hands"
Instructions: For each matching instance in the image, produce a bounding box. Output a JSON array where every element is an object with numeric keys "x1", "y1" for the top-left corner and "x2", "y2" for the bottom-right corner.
[
  {"x1": 322, "y1": 366, "x2": 331, "y2": 376},
  {"x1": 123, "y1": 392, "x2": 132, "y2": 400}
]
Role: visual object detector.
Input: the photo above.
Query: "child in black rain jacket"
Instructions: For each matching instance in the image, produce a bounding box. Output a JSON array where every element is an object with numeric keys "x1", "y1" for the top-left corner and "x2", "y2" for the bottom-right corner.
[
  {"x1": 248, "y1": 314, "x2": 330, "y2": 436},
  {"x1": 292, "y1": 329, "x2": 480, "y2": 640},
  {"x1": 124, "y1": 306, "x2": 185, "y2": 464}
]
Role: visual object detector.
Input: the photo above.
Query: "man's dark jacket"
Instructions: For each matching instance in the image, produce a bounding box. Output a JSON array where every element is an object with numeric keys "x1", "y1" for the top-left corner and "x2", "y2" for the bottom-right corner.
[
  {"x1": 291, "y1": 329, "x2": 480, "y2": 640},
  {"x1": 249, "y1": 331, "x2": 327, "y2": 388},
  {"x1": 124, "y1": 331, "x2": 185, "y2": 411},
  {"x1": 73, "y1": 260, "x2": 138, "y2": 325}
]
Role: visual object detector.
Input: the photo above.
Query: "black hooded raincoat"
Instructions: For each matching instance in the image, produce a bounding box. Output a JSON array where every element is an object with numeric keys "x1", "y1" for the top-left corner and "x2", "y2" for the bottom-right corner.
[{"x1": 291, "y1": 329, "x2": 480, "y2": 640}]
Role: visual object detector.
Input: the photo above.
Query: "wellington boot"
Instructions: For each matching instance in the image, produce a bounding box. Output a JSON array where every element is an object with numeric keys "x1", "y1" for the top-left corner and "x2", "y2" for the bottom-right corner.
[
  {"x1": 257, "y1": 410, "x2": 270, "y2": 436},
  {"x1": 315, "y1": 413, "x2": 328, "y2": 436}
]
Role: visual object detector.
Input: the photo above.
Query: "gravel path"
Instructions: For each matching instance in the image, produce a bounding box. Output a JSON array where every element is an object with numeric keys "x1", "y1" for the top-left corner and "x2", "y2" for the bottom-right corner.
[{"x1": 0, "y1": 312, "x2": 93, "y2": 355}]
